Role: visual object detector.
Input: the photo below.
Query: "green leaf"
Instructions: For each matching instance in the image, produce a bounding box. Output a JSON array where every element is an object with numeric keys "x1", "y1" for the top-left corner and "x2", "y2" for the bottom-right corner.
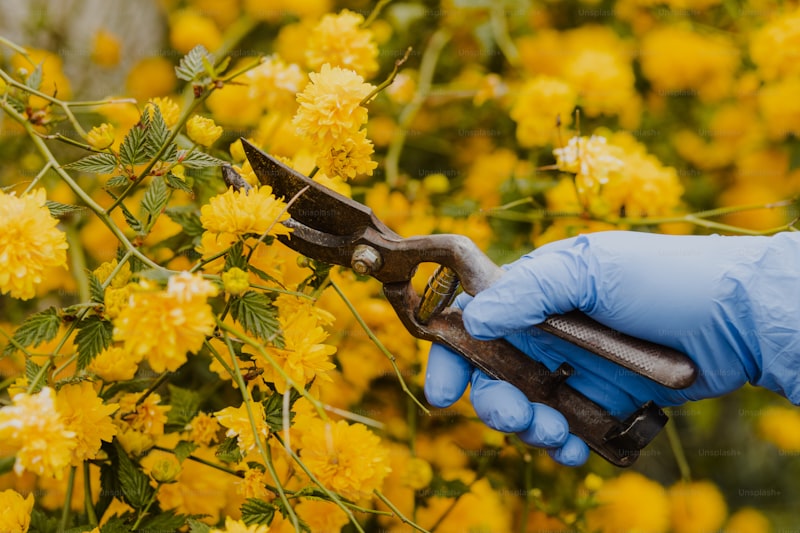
[
  {"x1": 25, "y1": 358, "x2": 43, "y2": 393},
  {"x1": 175, "y1": 440, "x2": 199, "y2": 463},
  {"x1": 30, "y1": 508, "x2": 60, "y2": 533},
  {"x1": 46, "y1": 200, "x2": 85, "y2": 218},
  {"x1": 118, "y1": 201, "x2": 143, "y2": 233},
  {"x1": 117, "y1": 443, "x2": 155, "y2": 508},
  {"x1": 105, "y1": 175, "x2": 129, "y2": 188},
  {"x1": 0, "y1": 455, "x2": 16, "y2": 475},
  {"x1": 64, "y1": 152, "x2": 119, "y2": 174},
  {"x1": 176, "y1": 45, "x2": 214, "y2": 82},
  {"x1": 263, "y1": 389, "x2": 301, "y2": 432},
  {"x1": 166, "y1": 384, "x2": 201, "y2": 429},
  {"x1": 188, "y1": 518, "x2": 213, "y2": 533},
  {"x1": 26, "y1": 63, "x2": 43, "y2": 91},
  {"x1": 141, "y1": 176, "x2": 169, "y2": 220},
  {"x1": 241, "y1": 498, "x2": 276, "y2": 526},
  {"x1": 166, "y1": 171, "x2": 193, "y2": 193},
  {"x1": 179, "y1": 150, "x2": 226, "y2": 169},
  {"x1": 119, "y1": 125, "x2": 149, "y2": 167},
  {"x1": 229, "y1": 291, "x2": 282, "y2": 343},
  {"x1": 100, "y1": 516, "x2": 135, "y2": 533},
  {"x1": 88, "y1": 271, "x2": 106, "y2": 304},
  {"x1": 216, "y1": 436, "x2": 243, "y2": 464},
  {"x1": 75, "y1": 316, "x2": 113, "y2": 370},
  {"x1": 165, "y1": 206, "x2": 205, "y2": 237},
  {"x1": 224, "y1": 240, "x2": 247, "y2": 271},
  {"x1": 144, "y1": 105, "x2": 171, "y2": 159},
  {"x1": 3, "y1": 307, "x2": 60, "y2": 357},
  {"x1": 427, "y1": 476, "x2": 471, "y2": 499},
  {"x1": 140, "y1": 511, "x2": 188, "y2": 532}
]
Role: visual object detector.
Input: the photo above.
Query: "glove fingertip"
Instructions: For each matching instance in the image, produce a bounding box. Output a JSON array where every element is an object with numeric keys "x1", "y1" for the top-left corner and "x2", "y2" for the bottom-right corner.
[
  {"x1": 547, "y1": 435, "x2": 590, "y2": 466},
  {"x1": 424, "y1": 344, "x2": 471, "y2": 407}
]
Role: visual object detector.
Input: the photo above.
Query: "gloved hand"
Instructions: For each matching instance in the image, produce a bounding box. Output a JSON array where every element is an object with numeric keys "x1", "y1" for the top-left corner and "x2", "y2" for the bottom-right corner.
[{"x1": 425, "y1": 231, "x2": 800, "y2": 465}]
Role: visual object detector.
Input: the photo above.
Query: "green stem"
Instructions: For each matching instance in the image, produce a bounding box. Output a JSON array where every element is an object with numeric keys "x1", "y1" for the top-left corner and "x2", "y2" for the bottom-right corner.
[
  {"x1": 664, "y1": 407, "x2": 692, "y2": 482},
  {"x1": 374, "y1": 489, "x2": 431, "y2": 533},
  {"x1": 84, "y1": 461, "x2": 98, "y2": 526},
  {"x1": 361, "y1": 47, "x2": 412, "y2": 106},
  {"x1": 22, "y1": 160, "x2": 53, "y2": 194},
  {"x1": 363, "y1": 0, "x2": 392, "y2": 27},
  {"x1": 330, "y1": 280, "x2": 429, "y2": 415},
  {"x1": 490, "y1": 1, "x2": 520, "y2": 67},
  {"x1": 151, "y1": 444, "x2": 243, "y2": 478},
  {"x1": 385, "y1": 28, "x2": 451, "y2": 187},
  {"x1": 65, "y1": 224, "x2": 90, "y2": 302},
  {"x1": 59, "y1": 465, "x2": 77, "y2": 531},
  {"x1": 131, "y1": 489, "x2": 159, "y2": 530}
]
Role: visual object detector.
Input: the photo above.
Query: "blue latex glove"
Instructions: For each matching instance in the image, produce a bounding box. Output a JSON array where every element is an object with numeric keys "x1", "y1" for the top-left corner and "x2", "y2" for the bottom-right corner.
[{"x1": 425, "y1": 231, "x2": 800, "y2": 465}]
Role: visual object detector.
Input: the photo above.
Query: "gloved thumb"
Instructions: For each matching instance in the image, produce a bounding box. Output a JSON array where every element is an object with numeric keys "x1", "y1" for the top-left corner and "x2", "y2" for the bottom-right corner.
[{"x1": 462, "y1": 242, "x2": 593, "y2": 340}]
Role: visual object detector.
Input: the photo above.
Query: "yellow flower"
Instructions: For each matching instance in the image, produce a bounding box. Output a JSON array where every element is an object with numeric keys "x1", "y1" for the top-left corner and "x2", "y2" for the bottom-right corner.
[
  {"x1": 214, "y1": 401, "x2": 269, "y2": 454},
  {"x1": 116, "y1": 427, "x2": 155, "y2": 456},
  {"x1": 186, "y1": 412, "x2": 221, "y2": 447},
  {"x1": 296, "y1": 499, "x2": 349, "y2": 532},
  {"x1": 315, "y1": 128, "x2": 378, "y2": 180},
  {"x1": 668, "y1": 480, "x2": 728, "y2": 533},
  {"x1": 186, "y1": 115, "x2": 223, "y2": 147},
  {"x1": 146, "y1": 97, "x2": 181, "y2": 128},
  {"x1": 261, "y1": 311, "x2": 337, "y2": 393},
  {"x1": 0, "y1": 387, "x2": 77, "y2": 478},
  {"x1": 170, "y1": 9, "x2": 222, "y2": 54},
  {"x1": 299, "y1": 419, "x2": 390, "y2": 500},
  {"x1": 237, "y1": 466, "x2": 271, "y2": 499},
  {"x1": 757, "y1": 405, "x2": 800, "y2": 452},
  {"x1": 725, "y1": 507, "x2": 771, "y2": 533},
  {"x1": 585, "y1": 472, "x2": 670, "y2": 533},
  {"x1": 757, "y1": 77, "x2": 800, "y2": 140},
  {"x1": 126, "y1": 56, "x2": 177, "y2": 101},
  {"x1": 56, "y1": 381, "x2": 119, "y2": 463},
  {"x1": 306, "y1": 10, "x2": 379, "y2": 78},
  {"x1": 0, "y1": 489, "x2": 34, "y2": 533},
  {"x1": 200, "y1": 186, "x2": 291, "y2": 238},
  {"x1": 0, "y1": 188, "x2": 69, "y2": 300},
  {"x1": 91, "y1": 29, "x2": 121, "y2": 67},
  {"x1": 113, "y1": 272, "x2": 218, "y2": 372},
  {"x1": 750, "y1": 7, "x2": 800, "y2": 81},
  {"x1": 553, "y1": 135, "x2": 625, "y2": 203},
  {"x1": 402, "y1": 457, "x2": 433, "y2": 490},
  {"x1": 10, "y1": 48, "x2": 72, "y2": 103},
  {"x1": 246, "y1": 55, "x2": 308, "y2": 114},
  {"x1": 510, "y1": 75, "x2": 576, "y2": 147},
  {"x1": 87, "y1": 123, "x2": 115, "y2": 150},
  {"x1": 116, "y1": 392, "x2": 170, "y2": 437},
  {"x1": 211, "y1": 517, "x2": 270, "y2": 533},
  {"x1": 89, "y1": 344, "x2": 141, "y2": 382},
  {"x1": 293, "y1": 64, "x2": 375, "y2": 148},
  {"x1": 222, "y1": 267, "x2": 251, "y2": 295},
  {"x1": 149, "y1": 459, "x2": 181, "y2": 484},
  {"x1": 414, "y1": 473, "x2": 512, "y2": 533}
]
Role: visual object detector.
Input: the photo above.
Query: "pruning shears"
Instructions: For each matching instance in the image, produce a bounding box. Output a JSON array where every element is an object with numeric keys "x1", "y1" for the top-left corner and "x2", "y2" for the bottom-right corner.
[{"x1": 242, "y1": 140, "x2": 698, "y2": 467}]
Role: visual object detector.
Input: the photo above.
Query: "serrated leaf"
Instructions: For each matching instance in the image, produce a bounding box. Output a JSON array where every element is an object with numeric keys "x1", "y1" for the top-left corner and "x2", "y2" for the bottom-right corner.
[
  {"x1": 145, "y1": 106, "x2": 171, "y2": 160},
  {"x1": 105, "y1": 175, "x2": 129, "y2": 188},
  {"x1": 166, "y1": 206, "x2": 205, "y2": 237},
  {"x1": 97, "y1": 458, "x2": 122, "y2": 519},
  {"x1": 25, "y1": 359, "x2": 43, "y2": 393},
  {"x1": 119, "y1": 126, "x2": 149, "y2": 167},
  {"x1": 166, "y1": 171, "x2": 193, "y2": 193},
  {"x1": 229, "y1": 291, "x2": 281, "y2": 343},
  {"x1": 75, "y1": 316, "x2": 113, "y2": 370},
  {"x1": 428, "y1": 476, "x2": 471, "y2": 499},
  {"x1": 46, "y1": 201, "x2": 85, "y2": 218},
  {"x1": 179, "y1": 150, "x2": 226, "y2": 169},
  {"x1": 263, "y1": 389, "x2": 300, "y2": 432},
  {"x1": 141, "y1": 176, "x2": 169, "y2": 220},
  {"x1": 241, "y1": 498, "x2": 276, "y2": 526},
  {"x1": 141, "y1": 511, "x2": 188, "y2": 532},
  {"x1": 176, "y1": 45, "x2": 214, "y2": 82},
  {"x1": 117, "y1": 443, "x2": 154, "y2": 508},
  {"x1": 188, "y1": 518, "x2": 213, "y2": 533},
  {"x1": 224, "y1": 241, "x2": 248, "y2": 271},
  {"x1": 64, "y1": 152, "x2": 119, "y2": 174},
  {"x1": 100, "y1": 516, "x2": 135, "y2": 533},
  {"x1": 166, "y1": 384, "x2": 201, "y2": 428},
  {"x1": 216, "y1": 436, "x2": 243, "y2": 463},
  {"x1": 30, "y1": 508, "x2": 60, "y2": 533},
  {"x1": 26, "y1": 63, "x2": 43, "y2": 91},
  {"x1": 3, "y1": 307, "x2": 60, "y2": 357},
  {"x1": 88, "y1": 271, "x2": 105, "y2": 304},
  {"x1": 119, "y1": 201, "x2": 143, "y2": 233},
  {"x1": 175, "y1": 440, "x2": 199, "y2": 463}
]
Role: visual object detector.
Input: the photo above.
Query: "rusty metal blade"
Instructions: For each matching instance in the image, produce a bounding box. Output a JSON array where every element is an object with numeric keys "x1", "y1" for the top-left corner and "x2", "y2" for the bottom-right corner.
[{"x1": 241, "y1": 139, "x2": 398, "y2": 238}]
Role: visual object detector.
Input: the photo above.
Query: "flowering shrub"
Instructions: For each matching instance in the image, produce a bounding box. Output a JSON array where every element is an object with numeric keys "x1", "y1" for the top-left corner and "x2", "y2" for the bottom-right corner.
[{"x1": 1, "y1": 0, "x2": 799, "y2": 531}]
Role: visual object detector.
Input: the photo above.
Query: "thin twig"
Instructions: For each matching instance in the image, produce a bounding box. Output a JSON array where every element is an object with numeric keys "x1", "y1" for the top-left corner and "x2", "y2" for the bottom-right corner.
[{"x1": 374, "y1": 489, "x2": 431, "y2": 533}]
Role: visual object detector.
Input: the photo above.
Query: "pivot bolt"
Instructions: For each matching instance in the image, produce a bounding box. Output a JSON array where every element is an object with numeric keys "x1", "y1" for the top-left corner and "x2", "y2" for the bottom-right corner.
[{"x1": 351, "y1": 245, "x2": 383, "y2": 275}]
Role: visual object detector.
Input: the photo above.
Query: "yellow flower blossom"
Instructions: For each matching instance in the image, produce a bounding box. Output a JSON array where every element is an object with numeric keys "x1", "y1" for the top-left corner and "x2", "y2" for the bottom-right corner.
[
  {"x1": 113, "y1": 272, "x2": 218, "y2": 372},
  {"x1": 585, "y1": 472, "x2": 670, "y2": 533},
  {"x1": 10, "y1": 48, "x2": 72, "y2": 103},
  {"x1": 91, "y1": 29, "x2": 121, "y2": 67},
  {"x1": 222, "y1": 267, "x2": 251, "y2": 295},
  {"x1": 306, "y1": 10, "x2": 379, "y2": 78},
  {"x1": 186, "y1": 115, "x2": 223, "y2": 147},
  {"x1": 757, "y1": 77, "x2": 800, "y2": 140},
  {"x1": 510, "y1": 75, "x2": 576, "y2": 147},
  {"x1": 553, "y1": 135, "x2": 625, "y2": 203},
  {"x1": 149, "y1": 458, "x2": 181, "y2": 484},
  {"x1": 201, "y1": 186, "x2": 291, "y2": 238},
  {"x1": 237, "y1": 466, "x2": 271, "y2": 500},
  {"x1": 87, "y1": 123, "x2": 115, "y2": 150},
  {"x1": 757, "y1": 405, "x2": 800, "y2": 452},
  {"x1": 402, "y1": 457, "x2": 433, "y2": 490},
  {"x1": 725, "y1": 507, "x2": 771, "y2": 533},
  {"x1": 211, "y1": 517, "x2": 270, "y2": 533},
  {"x1": 116, "y1": 392, "x2": 170, "y2": 437},
  {"x1": 116, "y1": 428, "x2": 155, "y2": 456},
  {"x1": 0, "y1": 489, "x2": 34, "y2": 533},
  {"x1": 295, "y1": 499, "x2": 349, "y2": 532},
  {"x1": 293, "y1": 64, "x2": 375, "y2": 147},
  {"x1": 668, "y1": 480, "x2": 728, "y2": 533},
  {"x1": 299, "y1": 419, "x2": 390, "y2": 500},
  {"x1": 146, "y1": 97, "x2": 181, "y2": 128},
  {"x1": 186, "y1": 412, "x2": 221, "y2": 447},
  {"x1": 126, "y1": 56, "x2": 176, "y2": 101},
  {"x1": 169, "y1": 9, "x2": 222, "y2": 54},
  {"x1": 750, "y1": 7, "x2": 800, "y2": 81},
  {"x1": 56, "y1": 381, "x2": 119, "y2": 463},
  {"x1": 0, "y1": 387, "x2": 77, "y2": 478},
  {"x1": 248, "y1": 55, "x2": 308, "y2": 113},
  {"x1": 414, "y1": 473, "x2": 512, "y2": 533},
  {"x1": 0, "y1": 188, "x2": 69, "y2": 300},
  {"x1": 315, "y1": 128, "x2": 378, "y2": 180},
  {"x1": 89, "y1": 344, "x2": 140, "y2": 381},
  {"x1": 214, "y1": 401, "x2": 269, "y2": 454}
]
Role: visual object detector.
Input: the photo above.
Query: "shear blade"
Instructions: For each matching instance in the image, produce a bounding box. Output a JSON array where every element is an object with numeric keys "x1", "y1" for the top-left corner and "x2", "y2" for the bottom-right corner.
[{"x1": 241, "y1": 139, "x2": 397, "y2": 239}]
